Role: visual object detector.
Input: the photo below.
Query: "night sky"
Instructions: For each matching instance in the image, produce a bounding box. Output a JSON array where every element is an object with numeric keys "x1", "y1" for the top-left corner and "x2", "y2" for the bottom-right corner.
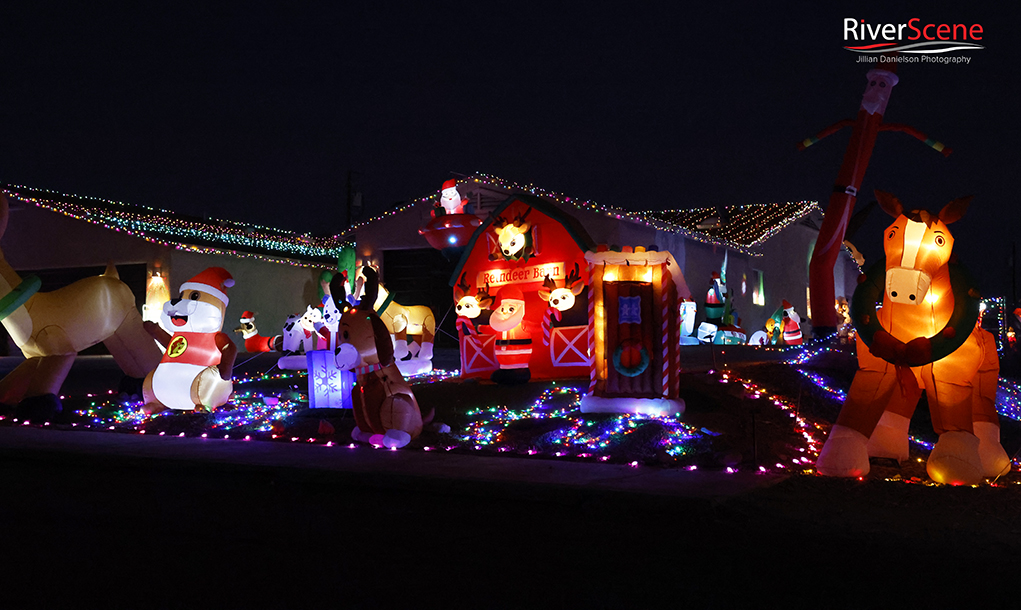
[{"x1": 3, "y1": 3, "x2": 1019, "y2": 297}]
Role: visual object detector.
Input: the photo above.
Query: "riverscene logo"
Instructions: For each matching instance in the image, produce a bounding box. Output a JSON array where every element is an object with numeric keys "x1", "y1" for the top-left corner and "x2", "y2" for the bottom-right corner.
[{"x1": 843, "y1": 18, "x2": 984, "y2": 55}]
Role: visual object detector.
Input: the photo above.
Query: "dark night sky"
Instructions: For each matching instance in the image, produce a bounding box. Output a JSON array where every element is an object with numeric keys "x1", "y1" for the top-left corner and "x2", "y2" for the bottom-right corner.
[{"x1": 2, "y1": 3, "x2": 1020, "y2": 297}]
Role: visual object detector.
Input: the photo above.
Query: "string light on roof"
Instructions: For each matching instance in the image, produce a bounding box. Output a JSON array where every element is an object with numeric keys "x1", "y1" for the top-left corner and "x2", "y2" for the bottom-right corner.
[
  {"x1": 339, "y1": 172, "x2": 819, "y2": 255},
  {"x1": 3, "y1": 185, "x2": 350, "y2": 268},
  {"x1": 643, "y1": 200, "x2": 822, "y2": 250}
]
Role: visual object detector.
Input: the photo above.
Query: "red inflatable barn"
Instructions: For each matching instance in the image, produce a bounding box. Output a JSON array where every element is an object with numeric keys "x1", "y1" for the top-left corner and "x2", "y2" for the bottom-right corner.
[{"x1": 449, "y1": 194, "x2": 595, "y2": 382}]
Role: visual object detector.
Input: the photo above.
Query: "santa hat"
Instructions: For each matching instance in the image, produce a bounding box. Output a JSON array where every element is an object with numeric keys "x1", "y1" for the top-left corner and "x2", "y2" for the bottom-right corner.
[
  {"x1": 711, "y1": 272, "x2": 721, "y2": 280},
  {"x1": 496, "y1": 285, "x2": 524, "y2": 306},
  {"x1": 240, "y1": 311, "x2": 255, "y2": 323},
  {"x1": 782, "y1": 300, "x2": 793, "y2": 310},
  {"x1": 441, "y1": 179, "x2": 458, "y2": 191},
  {"x1": 180, "y1": 267, "x2": 234, "y2": 306}
]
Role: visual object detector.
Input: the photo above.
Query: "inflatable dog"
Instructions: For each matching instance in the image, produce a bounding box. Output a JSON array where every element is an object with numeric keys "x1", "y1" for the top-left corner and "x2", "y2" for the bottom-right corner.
[
  {"x1": 331, "y1": 269, "x2": 423, "y2": 448},
  {"x1": 143, "y1": 267, "x2": 237, "y2": 413},
  {"x1": 234, "y1": 311, "x2": 281, "y2": 352}
]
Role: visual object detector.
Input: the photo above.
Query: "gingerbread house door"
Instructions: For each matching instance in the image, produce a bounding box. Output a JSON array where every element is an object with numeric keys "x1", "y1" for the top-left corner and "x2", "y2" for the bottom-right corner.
[{"x1": 604, "y1": 281, "x2": 657, "y2": 397}]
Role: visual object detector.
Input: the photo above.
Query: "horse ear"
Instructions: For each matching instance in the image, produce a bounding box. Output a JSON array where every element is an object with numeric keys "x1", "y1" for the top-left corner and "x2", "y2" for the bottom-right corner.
[
  {"x1": 874, "y1": 190, "x2": 904, "y2": 218},
  {"x1": 938, "y1": 196, "x2": 972, "y2": 225}
]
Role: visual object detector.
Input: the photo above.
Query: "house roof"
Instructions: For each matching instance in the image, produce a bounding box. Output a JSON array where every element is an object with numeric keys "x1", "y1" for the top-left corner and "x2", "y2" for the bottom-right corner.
[
  {"x1": 342, "y1": 173, "x2": 820, "y2": 254},
  {"x1": 2, "y1": 184, "x2": 346, "y2": 268},
  {"x1": 639, "y1": 200, "x2": 823, "y2": 249}
]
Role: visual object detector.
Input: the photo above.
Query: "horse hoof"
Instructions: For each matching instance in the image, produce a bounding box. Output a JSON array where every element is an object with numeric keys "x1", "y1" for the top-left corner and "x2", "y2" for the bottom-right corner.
[
  {"x1": 973, "y1": 422, "x2": 1011, "y2": 478},
  {"x1": 866, "y1": 411, "x2": 910, "y2": 463},
  {"x1": 351, "y1": 426, "x2": 374, "y2": 443},
  {"x1": 927, "y1": 431, "x2": 983, "y2": 485},
  {"x1": 817, "y1": 424, "x2": 870, "y2": 477},
  {"x1": 15, "y1": 394, "x2": 63, "y2": 423},
  {"x1": 382, "y1": 429, "x2": 411, "y2": 449}
]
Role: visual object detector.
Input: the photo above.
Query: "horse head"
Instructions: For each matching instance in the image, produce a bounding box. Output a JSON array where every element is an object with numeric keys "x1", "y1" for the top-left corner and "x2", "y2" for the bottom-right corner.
[{"x1": 876, "y1": 190, "x2": 971, "y2": 306}]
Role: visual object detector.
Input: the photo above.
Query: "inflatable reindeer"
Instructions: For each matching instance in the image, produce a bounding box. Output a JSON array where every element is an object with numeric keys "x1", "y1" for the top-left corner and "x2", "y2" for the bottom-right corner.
[
  {"x1": 491, "y1": 208, "x2": 535, "y2": 261},
  {"x1": 453, "y1": 272, "x2": 494, "y2": 336},
  {"x1": 0, "y1": 193, "x2": 161, "y2": 417},
  {"x1": 538, "y1": 262, "x2": 584, "y2": 346},
  {"x1": 817, "y1": 191, "x2": 1008, "y2": 485}
]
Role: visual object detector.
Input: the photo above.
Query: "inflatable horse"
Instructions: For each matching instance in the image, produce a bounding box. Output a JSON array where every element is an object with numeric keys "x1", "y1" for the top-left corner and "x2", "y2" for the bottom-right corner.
[
  {"x1": 0, "y1": 193, "x2": 161, "y2": 418},
  {"x1": 817, "y1": 191, "x2": 1009, "y2": 485}
]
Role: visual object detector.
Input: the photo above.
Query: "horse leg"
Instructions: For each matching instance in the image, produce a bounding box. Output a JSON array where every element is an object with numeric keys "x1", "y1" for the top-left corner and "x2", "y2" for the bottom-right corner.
[
  {"x1": 24, "y1": 353, "x2": 76, "y2": 397},
  {"x1": 103, "y1": 307, "x2": 162, "y2": 378},
  {"x1": 819, "y1": 368, "x2": 916, "y2": 476},
  {"x1": 417, "y1": 325, "x2": 435, "y2": 362},
  {"x1": 922, "y1": 353, "x2": 985, "y2": 485},
  {"x1": 972, "y1": 330, "x2": 1009, "y2": 477},
  {"x1": 392, "y1": 328, "x2": 409, "y2": 360},
  {"x1": 866, "y1": 383, "x2": 922, "y2": 463},
  {"x1": 14, "y1": 354, "x2": 76, "y2": 420},
  {"x1": 0, "y1": 357, "x2": 41, "y2": 406},
  {"x1": 820, "y1": 334, "x2": 921, "y2": 476}
]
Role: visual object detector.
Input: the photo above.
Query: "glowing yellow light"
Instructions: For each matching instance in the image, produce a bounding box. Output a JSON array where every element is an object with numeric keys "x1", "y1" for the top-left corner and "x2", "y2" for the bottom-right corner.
[{"x1": 925, "y1": 293, "x2": 940, "y2": 304}]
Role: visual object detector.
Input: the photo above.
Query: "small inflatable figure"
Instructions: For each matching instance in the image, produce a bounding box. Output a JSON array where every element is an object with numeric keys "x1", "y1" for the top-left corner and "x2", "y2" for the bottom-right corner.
[
  {"x1": 438, "y1": 178, "x2": 466, "y2": 215},
  {"x1": 781, "y1": 300, "x2": 803, "y2": 345},
  {"x1": 233, "y1": 311, "x2": 281, "y2": 352}
]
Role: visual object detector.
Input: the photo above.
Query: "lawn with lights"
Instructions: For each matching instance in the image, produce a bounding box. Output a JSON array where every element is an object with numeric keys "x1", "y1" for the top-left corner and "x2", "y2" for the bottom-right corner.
[{"x1": 6, "y1": 343, "x2": 1021, "y2": 488}]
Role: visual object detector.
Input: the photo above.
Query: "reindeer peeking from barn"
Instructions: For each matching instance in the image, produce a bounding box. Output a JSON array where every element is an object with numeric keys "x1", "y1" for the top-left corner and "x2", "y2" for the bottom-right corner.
[
  {"x1": 538, "y1": 263, "x2": 584, "y2": 346},
  {"x1": 453, "y1": 272, "x2": 494, "y2": 336},
  {"x1": 489, "y1": 208, "x2": 536, "y2": 262}
]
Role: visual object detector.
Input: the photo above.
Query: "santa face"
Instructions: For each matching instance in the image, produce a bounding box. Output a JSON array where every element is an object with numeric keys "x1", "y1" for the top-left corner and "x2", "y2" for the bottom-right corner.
[
  {"x1": 490, "y1": 298, "x2": 525, "y2": 332},
  {"x1": 783, "y1": 307, "x2": 800, "y2": 326},
  {"x1": 161, "y1": 290, "x2": 226, "y2": 334},
  {"x1": 440, "y1": 187, "x2": 463, "y2": 214}
]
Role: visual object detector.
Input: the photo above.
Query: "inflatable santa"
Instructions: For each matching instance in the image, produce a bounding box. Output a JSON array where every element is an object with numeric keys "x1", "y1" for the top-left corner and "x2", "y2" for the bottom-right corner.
[{"x1": 485, "y1": 286, "x2": 536, "y2": 384}]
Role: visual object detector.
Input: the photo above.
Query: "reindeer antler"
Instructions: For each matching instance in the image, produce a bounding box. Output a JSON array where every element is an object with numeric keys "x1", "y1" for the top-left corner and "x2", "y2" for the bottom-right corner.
[
  {"x1": 542, "y1": 275, "x2": 557, "y2": 291},
  {"x1": 456, "y1": 272, "x2": 471, "y2": 293},
  {"x1": 477, "y1": 281, "x2": 493, "y2": 300},
  {"x1": 565, "y1": 262, "x2": 581, "y2": 287}
]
